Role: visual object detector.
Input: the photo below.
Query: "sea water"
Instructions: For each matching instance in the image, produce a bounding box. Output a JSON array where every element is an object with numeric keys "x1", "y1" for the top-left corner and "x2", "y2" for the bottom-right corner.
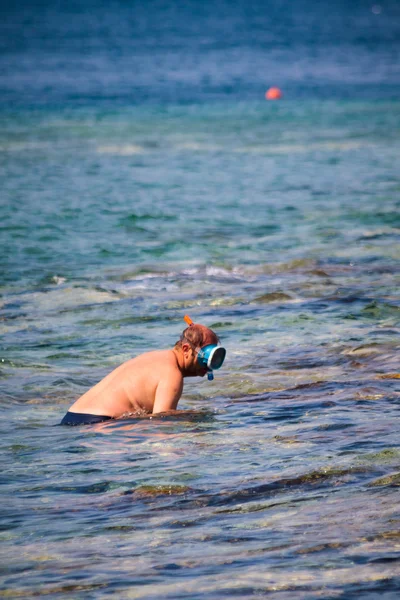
[{"x1": 1, "y1": 1, "x2": 400, "y2": 598}]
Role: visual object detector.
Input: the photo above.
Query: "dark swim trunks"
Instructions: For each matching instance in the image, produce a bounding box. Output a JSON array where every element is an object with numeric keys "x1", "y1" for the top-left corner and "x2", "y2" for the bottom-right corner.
[{"x1": 60, "y1": 411, "x2": 113, "y2": 426}]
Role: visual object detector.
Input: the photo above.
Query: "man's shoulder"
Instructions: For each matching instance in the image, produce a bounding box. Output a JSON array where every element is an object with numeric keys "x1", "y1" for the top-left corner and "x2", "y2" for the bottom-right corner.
[
  {"x1": 142, "y1": 349, "x2": 176, "y2": 363},
  {"x1": 130, "y1": 349, "x2": 180, "y2": 374}
]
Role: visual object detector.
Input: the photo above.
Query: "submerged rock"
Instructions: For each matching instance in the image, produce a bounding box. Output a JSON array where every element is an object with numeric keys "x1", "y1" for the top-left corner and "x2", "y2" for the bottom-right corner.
[
  {"x1": 369, "y1": 472, "x2": 400, "y2": 487},
  {"x1": 254, "y1": 292, "x2": 292, "y2": 303},
  {"x1": 125, "y1": 485, "x2": 191, "y2": 498}
]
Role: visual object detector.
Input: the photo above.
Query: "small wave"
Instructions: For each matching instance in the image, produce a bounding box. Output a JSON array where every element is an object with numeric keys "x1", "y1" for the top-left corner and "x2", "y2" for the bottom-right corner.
[
  {"x1": 175, "y1": 140, "x2": 366, "y2": 154},
  {"x1": 109, "y1": 260, "x2": 324, "y2": 284},
  {"x1": 113, "y1": 264, "x2": 245, "y2": 288},
  {"x1": 6, "y1": 286, "x2": 120, "y2": 316},
  {"x1": 23, "y1": 481, "x2": 115, "y2": 494},
  {"x1": 358, "y1": 227, "x2": 400, "y2": 240},
  {"x1": 176, "y1": 142, "x2": 220, "y2": 151},
  {"x1": 179, "y1": 465, "x2": 370, "y2": 512},
  {"x1": 177, "y1": 265, "x2": 243, "y2": 278},
  {"x1": 236, "y1": 140, "x2": 366, "y2": 154},
  {"x1": 96, "y1": 144, "x2": 145, "y2": 155},
  {"x1": 0, "y1": 141, "x2": 52, "y2": 152}
]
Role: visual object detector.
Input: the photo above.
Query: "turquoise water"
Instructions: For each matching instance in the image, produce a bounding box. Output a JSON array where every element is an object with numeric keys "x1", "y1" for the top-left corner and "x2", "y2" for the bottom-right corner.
[
  {"x1": 1, "y1": 98, "x2": 400, "y2": 598},
  {"x1": 1, "y1": 0, "x2": 400, "y2": 596}
]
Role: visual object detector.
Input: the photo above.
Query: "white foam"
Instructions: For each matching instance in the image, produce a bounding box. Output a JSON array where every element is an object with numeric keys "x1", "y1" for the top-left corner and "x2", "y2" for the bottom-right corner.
[
  {"x1": 50, "y1": 275, "x2": 67, "y2": 285},
  {"x1": 96, "y1": 144, "x2": 145, "y2": 155}
]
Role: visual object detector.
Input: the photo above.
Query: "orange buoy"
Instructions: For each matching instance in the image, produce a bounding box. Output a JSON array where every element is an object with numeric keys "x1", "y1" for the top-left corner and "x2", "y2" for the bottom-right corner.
[{"x1": 265, "y1": 87, "x2": 282, "y2": 100}]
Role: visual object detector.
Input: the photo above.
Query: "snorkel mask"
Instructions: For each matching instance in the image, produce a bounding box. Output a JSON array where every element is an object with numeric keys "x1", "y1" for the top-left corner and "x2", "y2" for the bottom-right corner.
[{"x1": 183, "y1": 315, "x2": 226, "y2": 380}]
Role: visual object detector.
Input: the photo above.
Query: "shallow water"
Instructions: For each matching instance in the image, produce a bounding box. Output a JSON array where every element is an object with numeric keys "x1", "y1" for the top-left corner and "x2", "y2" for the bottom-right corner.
[{"x1": 1, "y1": 0, "x2": 400, "y2": 598}]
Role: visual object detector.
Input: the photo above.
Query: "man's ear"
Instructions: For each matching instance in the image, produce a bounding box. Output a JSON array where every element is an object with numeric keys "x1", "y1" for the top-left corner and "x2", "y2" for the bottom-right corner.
[{"x1": 181, "y1": 342, "x2": 191, "y2": 355}]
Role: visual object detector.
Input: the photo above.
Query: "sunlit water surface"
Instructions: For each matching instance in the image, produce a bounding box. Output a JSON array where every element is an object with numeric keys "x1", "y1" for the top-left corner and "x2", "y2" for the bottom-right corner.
[{"x1": 1, "y1": 97, "x2": 399, "y2": 599}]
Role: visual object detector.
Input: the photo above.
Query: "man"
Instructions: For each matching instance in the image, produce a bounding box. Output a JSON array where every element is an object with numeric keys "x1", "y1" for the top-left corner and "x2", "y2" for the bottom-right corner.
[{"x1": 60, "y1": 316, "x2": 226, "y2": 425}]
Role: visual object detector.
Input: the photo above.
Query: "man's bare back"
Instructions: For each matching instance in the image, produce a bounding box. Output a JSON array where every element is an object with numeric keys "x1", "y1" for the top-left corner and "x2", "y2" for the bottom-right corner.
[
  {"x1": 60, "y1": 318, "x2": 226, "y2": 425},
  {"x1": 69, "y1": 350, "x2": 185, "y2": 417}
]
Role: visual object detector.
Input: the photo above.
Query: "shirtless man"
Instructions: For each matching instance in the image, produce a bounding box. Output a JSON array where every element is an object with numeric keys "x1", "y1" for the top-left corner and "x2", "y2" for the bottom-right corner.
[{"x1": 60, "y1": 316, "x2": 226, "y2": 425}]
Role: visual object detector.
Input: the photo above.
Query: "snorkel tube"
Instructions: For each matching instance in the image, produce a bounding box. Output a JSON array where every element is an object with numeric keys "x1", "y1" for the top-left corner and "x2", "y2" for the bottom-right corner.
[
  {"x1": 183, "y1": 315, "x2": 226, "y2": 380},
  {"x1": 184, "y1": 315, "x2": 194, "y2": 327}
]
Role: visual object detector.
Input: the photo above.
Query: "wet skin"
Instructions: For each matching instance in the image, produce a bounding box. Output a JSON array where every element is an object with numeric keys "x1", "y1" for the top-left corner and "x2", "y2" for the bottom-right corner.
[{"x1": 67, "y1": 331, "x2": 217, "y2": 418}]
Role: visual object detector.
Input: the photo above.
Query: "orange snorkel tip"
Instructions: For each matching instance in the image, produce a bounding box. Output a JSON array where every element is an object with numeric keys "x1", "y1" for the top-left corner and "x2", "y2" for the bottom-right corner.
[{"x1": 184, "y1": 315, "x2": 194, "y2": 327}]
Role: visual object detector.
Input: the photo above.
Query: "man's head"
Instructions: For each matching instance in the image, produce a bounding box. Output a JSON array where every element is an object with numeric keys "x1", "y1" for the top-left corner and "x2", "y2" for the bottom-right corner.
[{"x1": 175, "y1": 318, "x2": 225, "y2": 379}]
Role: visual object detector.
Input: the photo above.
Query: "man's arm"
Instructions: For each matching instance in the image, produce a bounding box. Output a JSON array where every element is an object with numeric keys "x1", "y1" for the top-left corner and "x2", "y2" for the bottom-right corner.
[{"x1": 152, "y1": 376, "x2": 184, "y2": 414}]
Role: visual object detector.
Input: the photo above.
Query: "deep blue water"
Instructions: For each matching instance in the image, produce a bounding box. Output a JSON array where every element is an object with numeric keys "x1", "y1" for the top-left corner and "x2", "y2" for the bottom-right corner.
[
  {"x1": 1, "y1": 0, "x2": 400, "y2": 106},
  {"x1": 1, "y1": 1, "x2": 400, "y2": 598}
]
